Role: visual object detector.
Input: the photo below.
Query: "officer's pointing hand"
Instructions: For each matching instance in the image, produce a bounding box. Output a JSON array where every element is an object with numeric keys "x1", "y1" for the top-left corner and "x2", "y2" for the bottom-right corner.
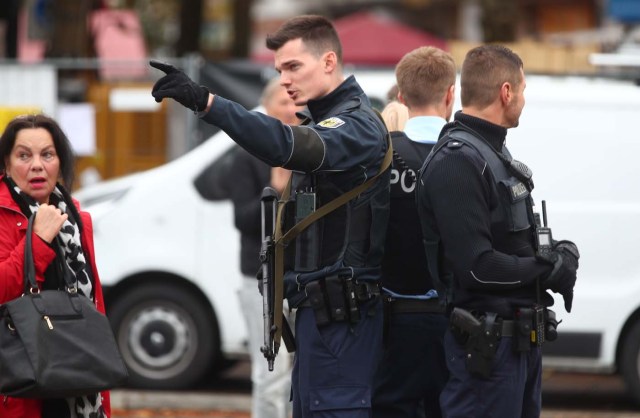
[{"x1": 149, "y1": 60, "x2": 210, "y2": 113}]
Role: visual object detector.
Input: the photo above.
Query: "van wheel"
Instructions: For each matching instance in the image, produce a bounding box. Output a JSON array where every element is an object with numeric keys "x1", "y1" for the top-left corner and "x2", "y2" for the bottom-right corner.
[
  {"x1": 620, "y1": 320, "x2": 640, "y2": 405},
  {"x1": 108, "y1": 284, "x2": 218, "y2": 389}
]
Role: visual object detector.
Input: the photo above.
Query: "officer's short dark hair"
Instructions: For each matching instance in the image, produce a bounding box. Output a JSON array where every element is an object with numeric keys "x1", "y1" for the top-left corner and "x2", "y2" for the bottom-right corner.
[
  {"x1": 266, "y1": 15, "x2": 343, "y2": 64},
  {"x1": 395, "y1": 46, "x2": 456, "y2": 109},
  {"x1": 461, "y1": 44, "x2": 523, "y2": 109},
  {"x1": 0, "y1": 114, "x2": 76, "y2": 189}
]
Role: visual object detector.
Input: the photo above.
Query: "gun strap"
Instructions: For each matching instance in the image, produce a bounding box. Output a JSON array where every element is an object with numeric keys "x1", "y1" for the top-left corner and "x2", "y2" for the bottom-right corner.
[{"x1": 272, "y1": 114, "x2": 393, "y2": 351}]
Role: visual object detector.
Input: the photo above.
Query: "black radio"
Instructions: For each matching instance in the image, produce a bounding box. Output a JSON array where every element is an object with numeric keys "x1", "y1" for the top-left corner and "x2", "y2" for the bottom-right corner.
[{"x1": 535, "y1": 200, "x2": 553, "y2": 258}]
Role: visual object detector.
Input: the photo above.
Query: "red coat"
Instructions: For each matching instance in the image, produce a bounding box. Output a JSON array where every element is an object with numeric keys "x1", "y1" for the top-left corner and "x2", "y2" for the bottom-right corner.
[{"x1": 0, "y1": 177, "x2": 111, "y2": 418}]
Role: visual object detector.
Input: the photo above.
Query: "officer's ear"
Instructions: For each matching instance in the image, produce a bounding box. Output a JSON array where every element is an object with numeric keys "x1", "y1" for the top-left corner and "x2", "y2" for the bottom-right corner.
[
  {"x1": 500, "y1": 81, "x2": 513, "y2": 105},
  {"x1": 322, "y1": 51, "x2": 337, "y2": 73},
  {"x1": 445, "y1": 84, "x2": 455, "y2": 107},
  {"x1": 397, "y1": 92, "x2": 407, "y2": 106}
]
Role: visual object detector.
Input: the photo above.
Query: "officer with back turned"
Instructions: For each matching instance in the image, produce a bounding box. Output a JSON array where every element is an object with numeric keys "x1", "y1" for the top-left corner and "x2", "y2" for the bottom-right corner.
[
  {"x1": 149, "y1": 15, "x2": 390, "y2": 418},
  {"x1": 416, "y1": 44, "x2": 579, "y2": 417},
  {"x1": 373, "y1": 46, "x2": 456, "y2": 418}
]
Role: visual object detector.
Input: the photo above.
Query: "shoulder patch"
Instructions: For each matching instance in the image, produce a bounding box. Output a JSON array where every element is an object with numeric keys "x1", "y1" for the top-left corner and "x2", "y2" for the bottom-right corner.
[
  {"x1": 317, "y1": 117, "x2": 345, "y2": 129},
  {"x1": 447, "y1": 140, "x2": 464, "y2": 149}
]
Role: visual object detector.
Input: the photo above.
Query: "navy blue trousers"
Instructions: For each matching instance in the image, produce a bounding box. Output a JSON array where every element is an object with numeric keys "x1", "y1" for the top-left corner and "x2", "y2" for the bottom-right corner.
[
  {"x1": 440, "y1": 329, "x2": 542, "y2": 418},
  {"x1": 372, "y1": 312, "x2": 449, "y2": 418},
  {"x1": 291, "y1": 299, "x2": 383, "y2": 418}
]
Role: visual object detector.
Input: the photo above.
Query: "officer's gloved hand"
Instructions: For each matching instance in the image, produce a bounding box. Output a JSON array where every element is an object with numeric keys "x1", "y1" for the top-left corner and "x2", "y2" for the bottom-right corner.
[
  {"x1": 554, "y1": 240, "x2": 580, "y2": 268},
  {"x1": 150, "y1": 60, "x2": 210, "y2": 113},
  {"x1": 541, "y1": 240, "x2": 580, "y2": 313}
]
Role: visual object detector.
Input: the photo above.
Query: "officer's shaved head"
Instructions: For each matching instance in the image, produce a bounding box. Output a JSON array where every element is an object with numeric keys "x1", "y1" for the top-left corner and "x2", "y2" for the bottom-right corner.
[
  {"x1": 266, "y1": 15, "x2": 343, "y2": 64},
  {"x1": 461, "y1": 44, "x2": 523, "y2": 109}
]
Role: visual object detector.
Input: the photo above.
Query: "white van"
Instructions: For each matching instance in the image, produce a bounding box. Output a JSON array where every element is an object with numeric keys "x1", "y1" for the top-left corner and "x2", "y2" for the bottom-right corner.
[{"x1": 74, "y1": 71, "x2": 640, "y2": 400}]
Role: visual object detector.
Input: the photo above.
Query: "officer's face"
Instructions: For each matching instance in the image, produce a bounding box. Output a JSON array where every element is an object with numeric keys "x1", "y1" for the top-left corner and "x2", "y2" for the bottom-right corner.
[
  {"x1": 505, "y1": 68, "x2": 526, "y2": 128},
  {"x1": 265, "y1": 86, "x2": 304, "y2": 125},
  {"x1": 274, "y1": 38, "x2": 333, "y2": 106}
]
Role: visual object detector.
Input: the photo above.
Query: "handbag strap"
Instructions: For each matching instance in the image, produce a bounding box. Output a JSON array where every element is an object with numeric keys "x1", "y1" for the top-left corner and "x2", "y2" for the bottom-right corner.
[
  {"x1": 23, "y1": 213, "x2": 38, "y2": 294},
  {"x1": 23, "y1": 213, "x2": 77, "y2": 294}
]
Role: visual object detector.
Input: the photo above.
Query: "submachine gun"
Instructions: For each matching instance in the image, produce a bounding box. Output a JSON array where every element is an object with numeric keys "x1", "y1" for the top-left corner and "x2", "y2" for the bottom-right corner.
[{"x1": 259, "y1": 187, "x2": 294, "y2": 371}]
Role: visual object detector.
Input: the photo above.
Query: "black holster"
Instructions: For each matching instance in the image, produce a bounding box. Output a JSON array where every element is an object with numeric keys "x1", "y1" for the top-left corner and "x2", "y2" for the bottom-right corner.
[
  {"x1": 451, "y1": 310, "x2": 502, "y2": 379},
  {"x1": 514, "y1": 308, "x2": 534, "y2": 352},
  {"x1": 305, "y1": 281, "x2": 330, "y2": 327}
]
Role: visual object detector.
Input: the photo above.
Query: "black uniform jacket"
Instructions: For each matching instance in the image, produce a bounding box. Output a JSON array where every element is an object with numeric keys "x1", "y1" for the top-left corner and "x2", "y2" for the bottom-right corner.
[
  {"x1": 417, "y1": 112, "x2": 553, "y2": 317},
  {"x1": 381, "y1": 131, "x2": 435, "y2": 294},
  {"x1": 202, "y1": 76, "x2": 390, "y2": 303}
]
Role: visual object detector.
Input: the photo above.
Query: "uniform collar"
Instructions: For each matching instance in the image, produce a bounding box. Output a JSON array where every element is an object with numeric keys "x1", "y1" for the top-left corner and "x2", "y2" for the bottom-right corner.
[
  {"x1": 306, "y1": 75, "x2": 366, "y2": 122},
  {"x1": 453, "y1": 111, "x2": 507, "y2": 151},
  {"x1": 404, "y1": 116, "x2": 447, "y2": 144}
]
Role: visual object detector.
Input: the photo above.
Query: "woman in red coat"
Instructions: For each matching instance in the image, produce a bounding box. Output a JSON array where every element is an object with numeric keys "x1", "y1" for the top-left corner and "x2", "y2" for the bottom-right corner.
[{"x1": 0, "y1": 114, "x2": 111, "y2": 418}]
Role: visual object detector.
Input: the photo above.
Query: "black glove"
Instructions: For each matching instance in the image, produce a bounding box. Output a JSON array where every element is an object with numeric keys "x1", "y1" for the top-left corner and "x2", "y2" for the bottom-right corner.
[
  {"x1": 554, "y1": 240, "x2": 580, "y2": 269},
  {"x1": 149, "y1": 60, "x2": 210, "y2": 113},
  {"x1": 541, "y1": 240, "x2": 580, "y2": 313}
]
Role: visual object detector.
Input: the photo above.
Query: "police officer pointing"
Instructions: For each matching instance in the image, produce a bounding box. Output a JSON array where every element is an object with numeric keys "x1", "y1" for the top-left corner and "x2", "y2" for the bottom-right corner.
[
  {"x1": 150, "y1": 15, "x2": 390, "y2": 418},
  {"x1": 416, "y1": 45, "x2": 579, "y2": 417}
]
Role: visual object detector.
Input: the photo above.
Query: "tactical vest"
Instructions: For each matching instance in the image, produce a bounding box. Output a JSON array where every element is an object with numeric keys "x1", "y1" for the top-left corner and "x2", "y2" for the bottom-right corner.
[
  {"x1": 282, "y1": 102, "x2": 390, "y2": 273},
  {"x1": 419, "y1": 124, "x2": 537, "y2": 307},
  {"x1": 382, "y1": 131, "x2": 434, "y2": 293}
]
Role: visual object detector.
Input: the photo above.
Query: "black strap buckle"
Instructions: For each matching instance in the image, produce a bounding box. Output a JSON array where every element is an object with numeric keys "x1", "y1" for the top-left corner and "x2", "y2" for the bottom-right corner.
[{"x1": 353, "y1": 280, "x2": 380, "y2": 302}]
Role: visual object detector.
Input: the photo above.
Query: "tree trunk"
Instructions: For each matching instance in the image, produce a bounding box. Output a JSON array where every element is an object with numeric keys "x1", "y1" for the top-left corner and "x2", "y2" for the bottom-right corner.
[
  {"x1": 177, "y1": 0, "x2": 203, "y2": 56},
  {"x1": 480, "y1": 0, "x2": 518, "y2": 43},
  {"x1": 230, "y1": 0, "x2": 253, "y2": 58}
]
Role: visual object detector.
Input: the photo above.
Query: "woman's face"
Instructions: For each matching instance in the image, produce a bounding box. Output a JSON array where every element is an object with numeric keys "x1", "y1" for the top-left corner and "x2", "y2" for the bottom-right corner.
[{"x1": 4, "y1": 127, "x2": 60, "y2": 204}]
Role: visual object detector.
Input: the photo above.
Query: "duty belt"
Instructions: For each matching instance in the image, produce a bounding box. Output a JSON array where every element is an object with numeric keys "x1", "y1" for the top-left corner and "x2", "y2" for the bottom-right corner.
[
  {"x1": 298, "y1": 278, "x2": 380, "y2": 308},
  {"x1": 383, "y1": 295, "x2": 445, "y2": 314},
  {"x1": 297, "y1": 277, "x2": 380, "y2": 326},
  {"x1": 499, "y1": 320, "x2": 515, "y2": 337}
]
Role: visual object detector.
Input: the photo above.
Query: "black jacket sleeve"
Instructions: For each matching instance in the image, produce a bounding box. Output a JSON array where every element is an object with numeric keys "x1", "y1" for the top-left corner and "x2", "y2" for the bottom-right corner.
[{"x1": 425, "y1": 147, "x2": 549, "y2": 291}]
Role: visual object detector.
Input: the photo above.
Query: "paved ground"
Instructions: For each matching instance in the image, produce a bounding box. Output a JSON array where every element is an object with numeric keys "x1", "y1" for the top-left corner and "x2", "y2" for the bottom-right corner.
[
  {"x1": 112, "y1": 384, "x2": 640, "y2": 418},
  {"x1": 110, "y1": 363, "x2": 640, "y2": 418},
  {"x1": 111, "y1": 390, "x2": 250, "y2": 416}
]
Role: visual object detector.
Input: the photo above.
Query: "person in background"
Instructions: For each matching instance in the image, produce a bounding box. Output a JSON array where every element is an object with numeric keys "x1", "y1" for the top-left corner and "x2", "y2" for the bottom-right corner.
[
  {"x1": 150, "y1": 14, "x2": 390, "y2": 418},
  {"x1": 0, "y1": 114, "x2": 111, "y2": 418},
  {"x1": 373, "y1": 46, "x2": 456, "y2": 418},
  {"x1": 231, "y1": 77, "x2": 302, "y2": 418},
  {"x1": 416, "y1": 44, "x2": 579, "y2": 417},
  {"x1": 380, "y1": 100, "x2": 409, "y2": 132},
  {"x1": 386, "y1": 84, "x2": 400, "y2": 104}
]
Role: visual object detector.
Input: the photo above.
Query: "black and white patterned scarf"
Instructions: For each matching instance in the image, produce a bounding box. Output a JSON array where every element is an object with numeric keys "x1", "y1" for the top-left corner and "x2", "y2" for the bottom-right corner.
[{"x1": 3, "y1": 176, "x2": 106, "y2": 418}]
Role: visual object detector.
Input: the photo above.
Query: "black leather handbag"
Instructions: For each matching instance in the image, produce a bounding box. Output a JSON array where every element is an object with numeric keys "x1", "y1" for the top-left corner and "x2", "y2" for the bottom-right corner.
[{"x1": 0, "y1": 214, "x2": 128, "y2": 398}]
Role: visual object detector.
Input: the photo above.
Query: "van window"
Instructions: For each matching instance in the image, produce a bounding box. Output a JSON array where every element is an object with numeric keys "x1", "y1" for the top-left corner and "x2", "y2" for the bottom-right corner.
[{"x1": 194, "y1": 144, "x2": 241, "y2": 201}]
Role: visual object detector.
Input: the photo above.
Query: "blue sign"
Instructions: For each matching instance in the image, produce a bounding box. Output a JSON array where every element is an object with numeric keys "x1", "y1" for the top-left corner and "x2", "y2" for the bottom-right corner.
[{"x1": 609, "y1": 0, "x2": 640, "y2": 23}]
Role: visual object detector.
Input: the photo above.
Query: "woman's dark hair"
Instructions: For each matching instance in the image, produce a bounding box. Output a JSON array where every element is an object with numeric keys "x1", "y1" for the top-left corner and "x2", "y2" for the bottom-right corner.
[{"x1": 0, "y1": 114, "x2": 76, "y2": 189}]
